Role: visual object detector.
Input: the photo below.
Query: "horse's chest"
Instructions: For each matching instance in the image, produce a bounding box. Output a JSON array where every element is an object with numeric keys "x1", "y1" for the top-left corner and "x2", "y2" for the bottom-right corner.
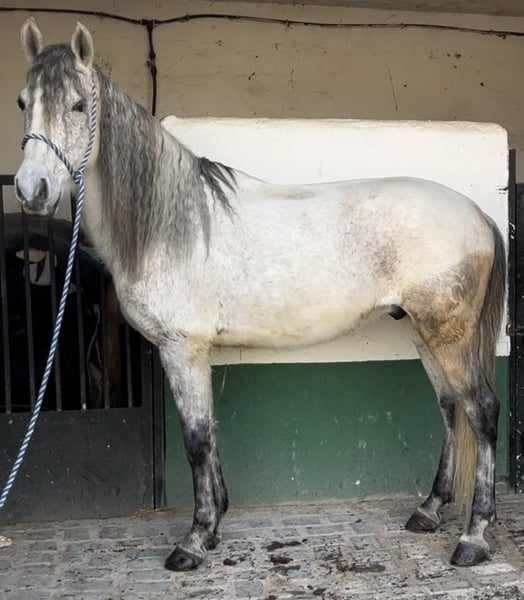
[
  {"x1": 116, "y1": 277, "x2": 216, "y2": 344},
  {"x1": 117, "y1": 290, "x2": 169, "y2": 345}
]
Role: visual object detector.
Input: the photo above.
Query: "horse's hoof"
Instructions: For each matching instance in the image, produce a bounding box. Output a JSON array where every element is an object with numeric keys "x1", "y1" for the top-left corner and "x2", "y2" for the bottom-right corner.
[
  {"x1": 405, "y1": 509, "x2": 440, "y2": 532},
  {"x1": 450, "y1": 541, "x2": 490, "y2": 567},
  {"x1": 165, "y1": 545, "x2": 205, "y2": 571}
]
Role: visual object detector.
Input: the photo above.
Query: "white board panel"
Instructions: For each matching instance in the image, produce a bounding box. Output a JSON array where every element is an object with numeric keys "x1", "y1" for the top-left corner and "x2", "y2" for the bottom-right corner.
[{"x1": 162, "y1": 117, "x2": 509, "y2": 364}]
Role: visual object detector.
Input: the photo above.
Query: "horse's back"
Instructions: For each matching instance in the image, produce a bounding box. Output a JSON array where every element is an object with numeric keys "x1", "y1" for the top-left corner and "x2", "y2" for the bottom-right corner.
[
  {"x1": 232, "y1": 174, "x2": 494, "y2": 274},
  {"x1": 237, "y1": 174, "x2": 487, "y2": 227}
]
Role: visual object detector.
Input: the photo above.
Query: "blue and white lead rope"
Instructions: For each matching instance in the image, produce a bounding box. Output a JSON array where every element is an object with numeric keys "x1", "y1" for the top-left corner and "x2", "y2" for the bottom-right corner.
[{"x1": 0, "y1": 86, "x2": 97, "y2": 512}]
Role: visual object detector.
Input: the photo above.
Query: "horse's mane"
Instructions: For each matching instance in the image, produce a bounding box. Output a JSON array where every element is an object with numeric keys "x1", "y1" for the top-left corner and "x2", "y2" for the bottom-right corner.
[
  {"x1": 97, "y1": 68, "x2": 236, "y2": 277},
  {"x1": 29, "y1": 44, "x2": 236, "y2": 278}
]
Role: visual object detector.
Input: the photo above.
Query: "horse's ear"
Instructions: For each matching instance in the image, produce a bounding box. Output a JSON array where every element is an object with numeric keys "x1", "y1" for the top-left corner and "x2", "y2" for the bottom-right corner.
[
  {"x1": 71, "y1": 22, "x2": 94, "y2": 69},
  {"x1": 20, "y1": 17, "x2": 43, "y2": 63}
]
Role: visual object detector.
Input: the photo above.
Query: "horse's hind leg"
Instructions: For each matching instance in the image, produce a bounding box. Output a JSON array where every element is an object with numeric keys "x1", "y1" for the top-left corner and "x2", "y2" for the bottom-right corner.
[
  {"x1": 160, "y1": 340, "x2": 228, "y2": 571},
  {"x1": 450, "y1": 375, "x2": 498, "y2": 566},
  {"x1": 408, "y1": 330, "x2": 498, "y2": 566},
  {"x1": 406, "y1": 343, "x2": 455, "y2": 532}
]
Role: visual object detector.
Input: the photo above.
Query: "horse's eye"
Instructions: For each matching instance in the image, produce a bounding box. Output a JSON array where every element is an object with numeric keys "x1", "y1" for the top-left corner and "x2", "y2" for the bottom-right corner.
[
  {"x1": 16, "y1": 97, "x2": 26, "y2": 111},
  {"x1": 72, "y1": 100, "x2": 85, "y2": 112}
]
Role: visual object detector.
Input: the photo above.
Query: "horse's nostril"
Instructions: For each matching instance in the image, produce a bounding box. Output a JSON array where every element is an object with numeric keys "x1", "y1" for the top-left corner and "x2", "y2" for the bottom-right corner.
[
  {"x1": 36, "y1": 178, "x2": 48, "y2": 201},
  {"x1": 15, "y1": 179, "x2": 27, "y2": 203}
]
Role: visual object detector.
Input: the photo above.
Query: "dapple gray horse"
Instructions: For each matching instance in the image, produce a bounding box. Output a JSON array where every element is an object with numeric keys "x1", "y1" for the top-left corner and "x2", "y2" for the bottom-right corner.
[{"x1": 15, "y1": 19, "x2": 505, "y2": 571}]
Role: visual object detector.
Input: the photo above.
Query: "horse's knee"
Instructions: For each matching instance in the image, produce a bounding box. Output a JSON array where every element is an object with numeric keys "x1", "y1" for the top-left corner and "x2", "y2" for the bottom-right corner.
[{"x1": 182, "y1": 421, "x2": 212, "y2": 467}]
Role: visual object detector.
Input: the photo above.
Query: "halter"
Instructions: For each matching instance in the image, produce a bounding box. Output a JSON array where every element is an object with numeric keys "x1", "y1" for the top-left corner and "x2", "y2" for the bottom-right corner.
[{"x1": 0, "y1": 84, "x2": 98, "y2": 511}]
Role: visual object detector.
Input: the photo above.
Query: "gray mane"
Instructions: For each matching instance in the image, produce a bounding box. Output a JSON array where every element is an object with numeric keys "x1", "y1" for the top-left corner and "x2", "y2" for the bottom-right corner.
[
  {"x1": 199, "y1": 157, "x2": 237, "y2": 208},
  {"x1": 29, "y1": 44, "x2": 237, "y2": 278},
  {"x1": 97, "y1": 68, "x2": 236, "y2": 277}
]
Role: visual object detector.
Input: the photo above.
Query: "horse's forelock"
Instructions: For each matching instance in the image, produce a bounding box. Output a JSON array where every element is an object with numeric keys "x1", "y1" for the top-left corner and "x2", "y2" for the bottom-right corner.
[{"x1": 28, "y1": 44, "x2": 85, "y2": 116}]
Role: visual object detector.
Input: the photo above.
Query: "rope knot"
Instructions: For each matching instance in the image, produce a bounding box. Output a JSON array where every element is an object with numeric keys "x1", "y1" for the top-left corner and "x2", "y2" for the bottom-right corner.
[{"x1": 73, "y1": 171, "x2": 83, "y2": 186}]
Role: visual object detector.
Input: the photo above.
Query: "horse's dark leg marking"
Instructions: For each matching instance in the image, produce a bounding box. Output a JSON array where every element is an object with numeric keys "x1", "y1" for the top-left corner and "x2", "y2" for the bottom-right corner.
[
  {"x1": 406, "y1": 396, "x2": 455, "y2": 532},
  {"x1": 406, "y1": 342, "x2": 455, "y2": 532},
  {"x1": 160, "y1": 341, "x2": 228, "y2": 571},
  {"x1": 451, "y1": 380, "x2": 498, "y2": 566}
]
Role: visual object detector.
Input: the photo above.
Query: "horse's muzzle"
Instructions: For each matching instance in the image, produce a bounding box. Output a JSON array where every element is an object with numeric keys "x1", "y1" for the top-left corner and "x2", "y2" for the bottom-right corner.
[{"x1": 15, "y1": 174, "x2": 59, "y2": 217}]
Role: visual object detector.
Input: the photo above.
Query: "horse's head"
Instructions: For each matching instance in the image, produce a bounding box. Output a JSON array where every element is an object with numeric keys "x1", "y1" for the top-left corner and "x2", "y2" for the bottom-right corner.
[{"x1": 15, "y1": 19, "x2": 98, "y2": 216}]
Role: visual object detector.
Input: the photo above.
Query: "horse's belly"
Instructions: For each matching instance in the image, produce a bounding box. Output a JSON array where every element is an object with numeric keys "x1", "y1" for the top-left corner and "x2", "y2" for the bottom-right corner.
[{"x1": 212, "y1": 301, "x2": 379, "y2": 349}]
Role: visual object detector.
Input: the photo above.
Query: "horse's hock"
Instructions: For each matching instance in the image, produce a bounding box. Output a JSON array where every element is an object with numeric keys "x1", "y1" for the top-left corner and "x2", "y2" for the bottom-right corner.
[{"x1": 0, "y1": 175, "x2": 162, "y2": 524}]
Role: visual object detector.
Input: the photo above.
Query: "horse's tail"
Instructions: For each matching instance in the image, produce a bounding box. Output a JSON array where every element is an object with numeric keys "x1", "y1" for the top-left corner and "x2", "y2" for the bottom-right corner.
[
  {"x1": 476, "y1": 215, "x2": 506, "y2": 388},
  {"x1": 453, "y1": 214, "x2": 506, "y2": 508}
]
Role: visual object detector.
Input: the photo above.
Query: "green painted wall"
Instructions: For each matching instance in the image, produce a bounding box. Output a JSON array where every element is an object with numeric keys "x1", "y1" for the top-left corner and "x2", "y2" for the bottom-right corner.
[{"x1": 165, "y1": 358, "x2": 508, "y2": 506}]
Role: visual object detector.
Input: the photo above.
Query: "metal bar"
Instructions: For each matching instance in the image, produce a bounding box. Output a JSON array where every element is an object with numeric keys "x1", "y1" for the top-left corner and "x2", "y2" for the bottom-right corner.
[
  {"x1": 74, "y1": 254, "x2": 87, "y2": 410},
  {"x1": 152, "y1": 346, "x2": 165, "y2": 508},
  {"x1": 71, "y1": 195, "x2": 87, "y2": 411},
  {"x1": 99, "y1": 272, "x2": 110, "y2": 409},
  {"x1": 508, "y1": 154, "x2": 517, "y2": 492},
  {"x1": 47, "y1": 219, "x2": 62, "y2": 410},
  {"x1": 21, "y1": 209, "x2": 36, "y2": 408},
  {"x1": 509, "y1": 151, "x2": 524, "y2": 493},
  {"x1": 124, "y1": 323, "x2": 133, "y2": 408},
  {"x1": 139, "y1": 337, "x2": 151, "y2": 411},
  {"x1": 0, "y1": 182, "x2": 12, "y2": 412},
  {"x1": 139, "y1": 336, "x2": 155, "y2": 508}
]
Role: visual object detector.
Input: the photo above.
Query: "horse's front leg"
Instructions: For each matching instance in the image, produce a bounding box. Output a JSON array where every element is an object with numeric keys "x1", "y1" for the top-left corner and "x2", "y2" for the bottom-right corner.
[{"x1": 160, "y1": 340, "x2": 228, "y2": 571}]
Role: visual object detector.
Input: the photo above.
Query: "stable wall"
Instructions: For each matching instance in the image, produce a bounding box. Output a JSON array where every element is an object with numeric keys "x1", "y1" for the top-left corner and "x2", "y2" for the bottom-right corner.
[
  {"x1": 166, "y1": 361, "x2": 508, "y2": 505},
  {"x1": 1, "y1": 1, "x2": 524, "y2": 175}
]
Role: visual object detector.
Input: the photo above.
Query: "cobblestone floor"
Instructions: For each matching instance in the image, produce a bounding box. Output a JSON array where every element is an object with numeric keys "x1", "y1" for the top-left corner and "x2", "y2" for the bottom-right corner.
[{"x1": 1, "y1": 494, "x2": 524, "y2": 599}]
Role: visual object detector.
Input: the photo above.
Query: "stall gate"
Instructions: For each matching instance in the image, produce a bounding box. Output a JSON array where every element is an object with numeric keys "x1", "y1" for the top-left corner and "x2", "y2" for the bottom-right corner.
[
  {"x1": 0, "y1": 175, "x2": 164, "y2": 524},
  {"x1": 509, "y1": 168, "x2": 524, "y2": 494}
]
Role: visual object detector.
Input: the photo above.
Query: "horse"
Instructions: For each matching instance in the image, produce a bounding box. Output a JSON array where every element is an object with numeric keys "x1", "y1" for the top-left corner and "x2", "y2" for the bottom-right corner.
[{"x1": 14, "y1": 19, "x2": 506, "y2": 571}]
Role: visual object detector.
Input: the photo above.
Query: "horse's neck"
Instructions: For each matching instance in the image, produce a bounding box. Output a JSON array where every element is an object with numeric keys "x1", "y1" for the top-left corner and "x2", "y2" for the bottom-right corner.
[{"x1": 83, "y1": 168, "x2": 117, "y2": 273}]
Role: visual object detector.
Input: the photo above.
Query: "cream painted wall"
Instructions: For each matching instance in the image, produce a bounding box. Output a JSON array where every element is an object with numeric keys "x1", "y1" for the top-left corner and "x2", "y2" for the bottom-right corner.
[{"x1": 0, "y1": 1, "x2": 523, "y2": 176}]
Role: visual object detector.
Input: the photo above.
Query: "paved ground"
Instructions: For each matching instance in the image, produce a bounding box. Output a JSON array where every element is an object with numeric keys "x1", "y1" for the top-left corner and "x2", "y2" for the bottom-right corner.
[{"x1": 1, "y1": 494, "x2": 524, "y2": 599}]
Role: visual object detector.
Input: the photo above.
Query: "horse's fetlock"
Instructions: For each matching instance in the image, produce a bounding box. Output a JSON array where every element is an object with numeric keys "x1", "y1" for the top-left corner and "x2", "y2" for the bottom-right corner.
[
  {"x1": 437, "y1": 490, "x2": 452, "y2": 506},
  {"x1": 218, "y1": 491, "x2": 229, "y2": 515},
  {"x1": 194, "y1": 508, "x2": 217, "y2": 532},
  {"x1": 213, "y1": 478, "x2": 229, "y2": 515}
]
